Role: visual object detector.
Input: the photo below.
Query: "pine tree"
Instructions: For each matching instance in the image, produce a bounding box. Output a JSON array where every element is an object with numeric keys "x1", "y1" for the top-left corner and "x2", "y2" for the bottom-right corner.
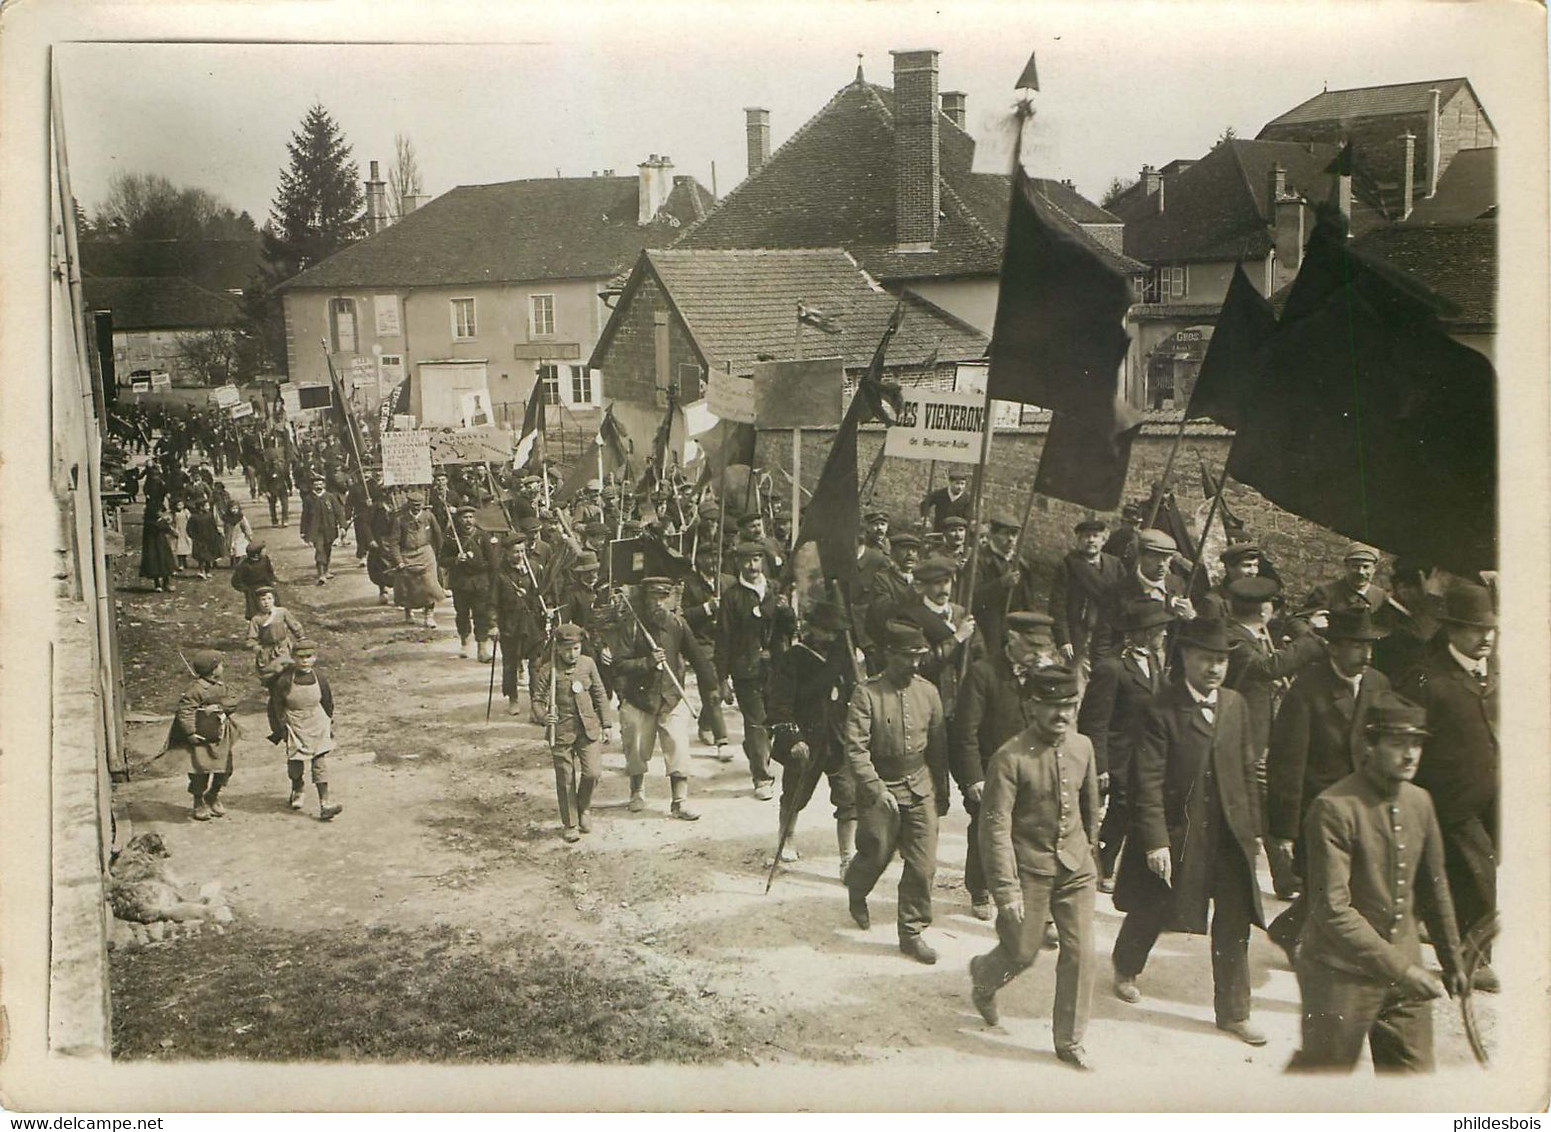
[{"x1": 263, "y1": 102, "x2": 364, "y2": 277}]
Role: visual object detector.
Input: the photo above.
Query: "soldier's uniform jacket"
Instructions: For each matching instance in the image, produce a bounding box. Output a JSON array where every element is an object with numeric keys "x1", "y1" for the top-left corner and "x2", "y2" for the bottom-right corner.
[
  {"x1": 533, "y1": 652, "x2": 612, "y2": 742},
  {"x1": 843, "y1": 673, "x2": 948, "y2": 809},
  {"x1": 613, "y1": 608, "x2": 717, "y2": 716},
  {"x1": 1298, "y1": 772, "x2": 1460, "y2": 984},
  {"x1": 951, "y1": 652, "x2": 1045, "y2": 791},
  {"x1": 979, "y1": 727, "x2": 1100, "y2": 903},
  {"x1": 438, "y1": 524, "x2": 502, "y2": 590},
  {"x1": 767, "y1": 638, "x2": 854, "y2": 772},
  {"x1": 716, "y1": 579, "x2": 795, "y2": 683}
]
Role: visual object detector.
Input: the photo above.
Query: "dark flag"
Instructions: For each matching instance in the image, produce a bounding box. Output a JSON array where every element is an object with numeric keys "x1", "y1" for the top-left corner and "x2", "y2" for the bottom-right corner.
[
  {"x1": 1035, "y1": 412, "x2": 1141, "y2": 511},
  {"x1": 1014, "y1": 50, "x2": 1040, "y2": 91},
  {"x1": 513, "y1": 377, "x2": 547, "y2": 469},
  {"x1": 857, "y1": 301, "x2": 906, "y2": 425},
  {"x1": 797, "y1": 302, "x2": 843, "y2": 334},
  {"x1": 1226, "y1": 205, "x2": 1496, "y2": 576},
  {"x1": 706, "y1": 421, "x2": 757, "y2": 481},
  {"x1": 988, "y1": 166, "x2": 1135, "y2": 428},
  {"x1": 555, "y1": 405, "x2": 633, "y2": 503},
  {"x1": 1186, "y1": 262, "x2": 1276, "y2": 430},
  {"x1": 792, "y1": 395, "x2": 862, "y2": 588}
]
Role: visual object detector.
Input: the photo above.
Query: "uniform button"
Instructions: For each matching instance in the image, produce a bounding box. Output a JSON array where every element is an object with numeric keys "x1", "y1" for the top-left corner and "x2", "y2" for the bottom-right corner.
[
  {"x1": 1397, "y1": 878, "x2": 1406, "y2": 886},
  {"x1": 1396, "y1": 842, "x2": 1405, "y2": 850}
]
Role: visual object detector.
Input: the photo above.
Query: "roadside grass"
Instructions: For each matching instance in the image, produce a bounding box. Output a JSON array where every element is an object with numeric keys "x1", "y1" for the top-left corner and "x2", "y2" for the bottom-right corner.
[{"x1": 111, "y1": 921, "x2": 763, "y2": 1063}]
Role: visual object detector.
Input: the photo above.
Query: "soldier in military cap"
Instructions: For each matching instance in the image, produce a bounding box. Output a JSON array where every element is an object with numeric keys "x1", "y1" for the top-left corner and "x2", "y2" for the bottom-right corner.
[
  {"x1": 716, "y1": 541, "x2": 795, "y2": 798},
  {"x1": 613, "y1": 576, "x2": 720, "y2": 820},
  {"x1": 766, "y1": 597, "x2": 860, "y2": 872},
  {"x1": 842, "y1": 620, "x2": 950, "y2": 965},
  {"x1": 1288, "y1": 692, "x2": 1464, "y2": 1073},
  {"x1": 953, "y1": 609, "x2": 1062, "y2": 918},
  {"x1": 1266, "y1": 606, "x2": 1393, "y2": 961},
  {"x1": 969, "y1": 666, "x2": 1100, "y2": 1070},
  {"x1": 534, "y1": 622, "x2": 614, "y2": 842},
  {"x1": 439, "y1": 506, "x2": 502, "y2": 661}
]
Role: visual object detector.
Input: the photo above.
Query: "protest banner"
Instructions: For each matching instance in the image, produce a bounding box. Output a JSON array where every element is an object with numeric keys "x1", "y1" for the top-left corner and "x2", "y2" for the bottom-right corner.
[
  {"x1": 706, "y1": 370, "x2": 756, "y2": 424},
  {"x1": 381, "y1": 430, "x2": 434, "y2": 486},
  {"x1": 883, "y1": 387, "x2": 988, "y2": 465}
]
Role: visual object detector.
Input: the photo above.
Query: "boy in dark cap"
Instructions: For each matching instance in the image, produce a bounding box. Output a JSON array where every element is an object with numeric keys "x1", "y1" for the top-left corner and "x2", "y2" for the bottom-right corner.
[
  {"x1": 534, "y1": 623, "x2": 614, "y2": 842},
  {"x1": 843, "y1": 620, "x2": 949, "y2": 964},
  {"x1": 969, "y1": 666, "x2": 1100, "y2": 1069},
  {"x1": 1288, "y1": 692, "x2": 1464, "y2": 1072},
  {"x1": 229, "y1": 542, "x2": 278, "y2": 618},
  {"x1": 266, "y1": 639, "x2": 342, "y2": 821},
  {"x1": 168, "y1": 650, "x2": 238, "y2": 821}
]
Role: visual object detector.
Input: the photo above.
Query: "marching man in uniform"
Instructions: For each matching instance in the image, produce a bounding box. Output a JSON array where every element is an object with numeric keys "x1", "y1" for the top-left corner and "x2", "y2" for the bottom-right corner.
[
  {"x1": 843, "y1": 621, "x2": 950, "y2": 965},
  {"x1": 1288, "y1": 692, "x2": 1464, "y2": 1073},
  {"x1": 534, "y1": 623, "x2": 614, "y2": 843},
  {"x1": 968, "y1": 666, "x2": 1100, "y2": 1071}
]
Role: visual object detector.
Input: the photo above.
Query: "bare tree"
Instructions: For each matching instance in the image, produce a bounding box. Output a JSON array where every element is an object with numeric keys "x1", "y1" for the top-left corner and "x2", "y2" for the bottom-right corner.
[
  {"x1": 93, "y1": 172, "x2": 255, "y2": 241},
  {"x1": 1100, "y1": 176, "x2": 1136, "y2": 209},
  {"x1": 175, "y1": 329, "x2": 242, "y2": 386},
  {"x1": 388, "y1": 133, "x2": 424, "y2": 221}
]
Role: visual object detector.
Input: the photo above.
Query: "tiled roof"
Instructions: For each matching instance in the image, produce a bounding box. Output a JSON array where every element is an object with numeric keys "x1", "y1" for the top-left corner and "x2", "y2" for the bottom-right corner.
[
  {"x1": 1112, "y1": 139, "x2": 1386, "y2": 263},
  {"x1": 673, "y1": 77, "x2": 1141, "y2": 282},
  {"x1": 1403, "y1": 147, "x2": 1496, "y2": 225},
  {"x1": 83, "y1": 276, "x2": 242, "y2": 331},
  {"x1": 1349, "y1": 220, "x2": 1496, "y2": 328},
  {"x1": 597, "y1": 248, "x2": 988, "y2": 377},
  {"x1": 1261, "y1": 78, "x2": 1471, "y2": 128},
  {"x1": 80, "y1": 238, "x2": 260, "y2": 294},
  {"x1": 278, "y1": 174, "x2": 715, "y2": 291}
]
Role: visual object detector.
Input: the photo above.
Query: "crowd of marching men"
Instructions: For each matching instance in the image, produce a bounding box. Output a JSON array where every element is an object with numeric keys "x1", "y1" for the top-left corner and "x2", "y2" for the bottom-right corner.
[{"x1": 124, "y1": 402, "x2": 1499, "y2": 1075}]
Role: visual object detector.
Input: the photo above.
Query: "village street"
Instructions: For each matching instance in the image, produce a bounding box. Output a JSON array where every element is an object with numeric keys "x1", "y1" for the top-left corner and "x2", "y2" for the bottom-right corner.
[{"x1": 103, "y1": 472, "x2": 1492, "y2": 1080}]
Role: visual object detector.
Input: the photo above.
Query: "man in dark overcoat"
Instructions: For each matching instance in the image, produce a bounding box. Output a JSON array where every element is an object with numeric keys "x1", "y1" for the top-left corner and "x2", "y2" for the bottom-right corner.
[{"x1": 1110, "y1": 618, "x2": 1268, "y2": 1046}]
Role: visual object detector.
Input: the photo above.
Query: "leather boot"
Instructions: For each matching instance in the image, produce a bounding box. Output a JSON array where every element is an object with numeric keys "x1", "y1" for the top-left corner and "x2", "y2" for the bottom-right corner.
[
  {"x1": 627, "y1": 774, "x2": 646, "y2": 812},
  {"x1": 554, "y1": 764, "x2": 578, "y2": 837},
  {"x1": 669, "y1": 775, "x2": 700, "y2": 821},
  {"x1": 477, "y1": 638, "x2": 492, "y2": 663},
  {"x1": 576, "y1": 778, "x2": 596, "y2": 832},
  {"x1": 836, "y1": 818, "x2": 858, "y2": 880},
  {"x1": 459, "y1": 634, "x2": 471, "y2": 658},
  {"x1": 204, "y1": 776, "x2": 227, "y2": 818}
]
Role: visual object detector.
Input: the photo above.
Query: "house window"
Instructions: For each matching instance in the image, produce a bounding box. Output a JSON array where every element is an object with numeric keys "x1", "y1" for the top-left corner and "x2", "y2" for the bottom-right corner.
[
  {"x1": 569, "y1": 365, "x2": 593, "y2": 405},
  {"x1": 329, "y1": 297, "x2": 358, "y2": 353},
  {"x1": 530, "y1": 294, "x2": 555, "y2": 338},
  {"x1": 451, "y1": 297, "x2": 477, "y2": 340},
  {"x1": 1141, "y1": 266, "x2": 1188, "y2": 304},
  {"x1": 537, "y1": 364, "x2": 562, "y2": 405}
]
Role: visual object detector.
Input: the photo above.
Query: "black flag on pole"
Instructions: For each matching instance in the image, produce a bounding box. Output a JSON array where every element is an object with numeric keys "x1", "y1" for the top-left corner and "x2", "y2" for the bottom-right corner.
[{"x1": 1186, "y1": 262, "x2": 1276, "y2": 431}]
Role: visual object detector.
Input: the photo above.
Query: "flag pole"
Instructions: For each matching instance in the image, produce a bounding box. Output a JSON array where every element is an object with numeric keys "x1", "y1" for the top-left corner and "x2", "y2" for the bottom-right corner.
[
  {"x1": 1145, "y1": 413, "x2": 1190, "y2": 529},
  {"x1": 1184, "y1": 463, "x2": 1231, "y2": 599}
]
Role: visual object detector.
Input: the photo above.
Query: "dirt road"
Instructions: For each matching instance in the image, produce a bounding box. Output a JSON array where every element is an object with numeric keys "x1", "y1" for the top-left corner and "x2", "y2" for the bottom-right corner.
[{"x1": 110, "y1": 474, "x2": 1491, "y2": 1078}]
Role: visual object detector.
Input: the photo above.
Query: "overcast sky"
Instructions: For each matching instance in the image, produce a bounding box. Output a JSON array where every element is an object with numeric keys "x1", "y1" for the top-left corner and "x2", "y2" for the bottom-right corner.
[{"x1": 56, "y1": 0, "x2": 1528, "y2": 225}]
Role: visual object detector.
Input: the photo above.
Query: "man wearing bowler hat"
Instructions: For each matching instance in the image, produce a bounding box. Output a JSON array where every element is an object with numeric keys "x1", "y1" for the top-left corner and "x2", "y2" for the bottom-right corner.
[
  {"x1": 1400, "y1": 582, "x2": 1499, "y2": 992},
  {"x1": 1079, "y1": 598, "x2": 1173, "y2": 893},
  {"x1": 953, "y1": 610, "x2": 1062, "y2": 918},
  {"x1": 969, "y1": 666, "x2": 1100, "y2": 1070},
  {"x1": 1111, "y1": 618, "x2": 1268, "y2": 1046},
  {"x1": 843, "y1": 620, "x2": 949, "y2": 964},
  {"x1": 1050, "y1": 518, "x2": 1126, "y2": 674},
  {"x1": 1287, "y1": 692, "x2": 1465, "y2": 1073},
  {"x1": 1265, "y1": 606, "x2": 1393, "y2": 961}
]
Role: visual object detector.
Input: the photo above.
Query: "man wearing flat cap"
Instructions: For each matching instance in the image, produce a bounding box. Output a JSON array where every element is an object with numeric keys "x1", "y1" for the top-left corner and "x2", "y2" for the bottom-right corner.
[
  {"x1": 439, "y1": 506, "x2": 502, "y2": 662},
  {"x1": 940, "y1": 516, "x2": 973, "y2": 595},
  {"x1": 1300, "y1": 543, "x2": 1388, "y2": 625},
  {"x1": 717, "y1": 541, "x2": 796, "y2": 800},
  {"x1": 383, "y1": 491, "x2": 446, "y2": 630},
  {"x1": 300, "y1": 475, "x2": 348, "y2": 585},
  {"x1": 736, "y1": 511, "x2": 786, "y2": 579},
  {"x1": 969, "y1": 666, "x2": 1100, "y2": 1069},
  {"x1": 1111, "y1": 618, "x2": 1268, "y2": 1046},
  {"x1": 1079, "y1": 598, "x2": 1173, "y2": 892},
  {"x1": 864, "y1": 532, "x2": 922, "y2": 672},
  {"x1": 920, "y1": 468, "x2": 973, "y2": 533},
  {"x1": 1050, "y1": 518, "x2": 1125, "y2": 674},
  {"x1": 1288, "y1": 692, "x2": 1464, "y2": 1072},
  {"x1": 1098, "y1": 529, "x2": 1196, "y2": 660},
  {"x1": 953, "y1": 610, "x2": 1061, "y2": 918},
  {"x1": 1265, "y1": 607, "x2": 1393, "y2": 960},
  {"x1": 893, "y1": 556, "x2": 979, "y2": 726},
  {"x1": 682, "y1": 541, "x2": 733, "y2": 755},
  {"x1": 1400, "y1": 582, "x2": 1499, "y2": 992},
  {"x1": 971, "y1": 515, "x2": 1036, "y2": 655},
  {"x1": 843, "y1": 620, "x2": 950, "y2": 964},
  {"x1": 1102, "y1": 503, "x2": 1145, "y2": 570},
  {"x1": 1196, "y1": 542, "x2": 1267, "y2": 623},
  {"x1": 613, "y1": 576, "x2": 720, "y2": 820},
  {"x1": 492, "y1": 532, "x2": 545, "y2": 716},
  {"x1": 767, "y1": 598, "x2": 861, "y2": 874}
]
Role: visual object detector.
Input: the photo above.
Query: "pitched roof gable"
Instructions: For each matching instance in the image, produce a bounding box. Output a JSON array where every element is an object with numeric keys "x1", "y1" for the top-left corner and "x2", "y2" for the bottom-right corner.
[
  {"x1": 1403, "y1": 147, "x2": 1496, "y2": 225},
  {"x1": 80, "y1": 238, "x2": 260, "y2": 294},
  {"x1": 1261, "y1": 77, "x2": 1472, "y2": 129},
  {"x1": 594, "y1": 248, "x2": 987, "y2": 378},
  {"x1": 279, "y1": 173, "x2": 713, "y2": 292},
  {"x1": 1349, "y1": 220, "x2": 1496, "y2": 328},
  {"x1": 83, "y1": 276, "x2": 241, "y2": 331},
  {"x1": 673, "y1": 75, "x2": 1140, "y2": 281}
]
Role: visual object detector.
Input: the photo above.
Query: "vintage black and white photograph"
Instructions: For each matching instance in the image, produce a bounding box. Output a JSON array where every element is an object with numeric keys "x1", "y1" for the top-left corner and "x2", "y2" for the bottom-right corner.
[{"x1": 1, "y1": 0, "x2": 1546, "y2": 1115}]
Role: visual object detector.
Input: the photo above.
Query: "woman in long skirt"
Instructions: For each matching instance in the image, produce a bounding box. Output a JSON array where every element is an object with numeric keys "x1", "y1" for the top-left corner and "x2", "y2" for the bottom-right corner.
[
  {"x1": 139, "y1": 510, "x2": 178, "y2": 592},
  {"x1": 187, "y1": 499, "x2": 225, "y2": 579}
]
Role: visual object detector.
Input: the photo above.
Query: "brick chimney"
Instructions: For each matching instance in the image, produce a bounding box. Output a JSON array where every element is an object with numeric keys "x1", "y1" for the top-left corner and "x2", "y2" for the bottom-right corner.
[
  {"x1": 1402, "y1": 132, "x2": 1417, "y2": 220},
  {"x1": 365, "y1": 160, "x2": 388, "y2": 234},
  {"x1": 1270, "y1": 164, "x2": 1304, "y2": 276},
  {"x1": 940, "y1": 90, "x2": 966, "y2": 130},
  {"x1": 1140, "y1": 164, "x2": 1161, "y2": 202},
  {"x1": 1425, "y1": 87, "x2": 1442, "y2": 197},
  {"x1": 745, "y1": 108, "x2": 771, "y2": 176},
  {"x1": 891, "y1": 49, "x2": 940, "y2": 251},
  {"x1": 638, "y1": 155, "x2": 674, "y2": 225}
]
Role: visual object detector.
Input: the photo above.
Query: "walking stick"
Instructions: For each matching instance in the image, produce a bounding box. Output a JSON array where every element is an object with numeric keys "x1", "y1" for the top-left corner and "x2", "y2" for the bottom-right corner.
[{"x1": 485, "y1": 632, "x2": 500, "y2": 722}]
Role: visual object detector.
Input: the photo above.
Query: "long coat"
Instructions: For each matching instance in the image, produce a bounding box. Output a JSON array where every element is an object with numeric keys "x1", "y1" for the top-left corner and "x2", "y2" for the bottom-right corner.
[
  {"x1": 1077, "y1": 649, "x2": 1164, "y2": 780},
  {"x1": 1401, "y1": 651, "x2": 1498, "y2": 834},
  {"x1": 1112, "y1": 681, "x2": 1265, "y2": 934}
]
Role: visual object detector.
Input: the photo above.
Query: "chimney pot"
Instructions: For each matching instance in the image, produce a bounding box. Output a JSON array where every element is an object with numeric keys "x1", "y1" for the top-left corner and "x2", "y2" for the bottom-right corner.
[
  {"x1": 890, "y1": 48, "x2": 941, "y2": 250},
  {"x1": 370, "y1": 160, "x2": 380, "y2": 180},
  {"x1": 744, "y1": 107, "x2": 771, "y2": 176},
  {"x1": 638, "y1": 154, "x2": 675, "y2": 225},
  {"x1": 940, "y1": 90, "x2": 966, "y2": 130}
]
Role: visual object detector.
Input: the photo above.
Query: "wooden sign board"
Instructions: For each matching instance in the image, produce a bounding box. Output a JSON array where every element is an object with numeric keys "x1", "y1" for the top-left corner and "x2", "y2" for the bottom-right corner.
[
  {"x1": 380, "y1": 430, "x2": 434, "y2": 486},
  {"x1": 752, "y1": 357, "x2": 844, "y2": 429},
  {"x1": 428, "y1": 427, "x2": 514, "y2": 466},
  {"x1": 883, "y1": 388, "x2": 987, "y2": 465},
  {"x1": 706, "y1": 370, "x2": 756, "y2": 424}
]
